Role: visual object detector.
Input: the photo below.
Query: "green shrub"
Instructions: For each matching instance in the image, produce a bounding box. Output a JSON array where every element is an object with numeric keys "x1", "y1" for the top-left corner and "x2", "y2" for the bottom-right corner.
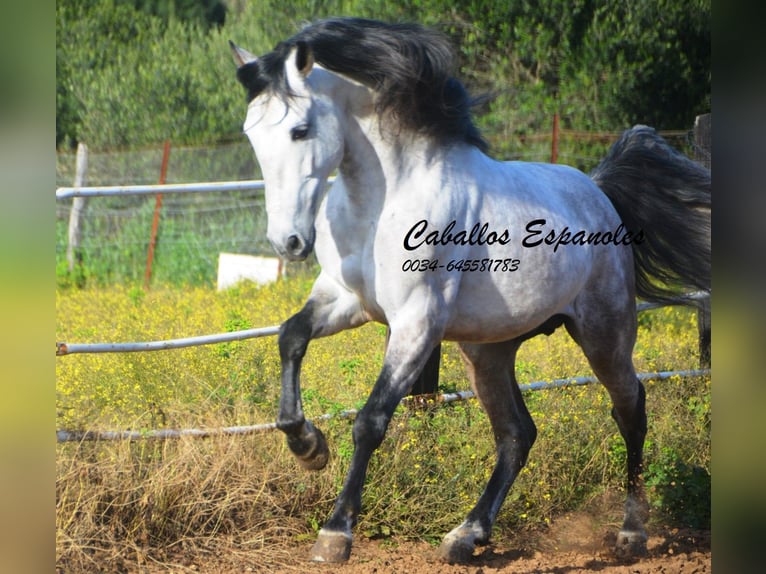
[
  {"x1": 646, "y1": 449, "x2": 711, "y2": 529},
  {"x1": 57, "y1": 0, "x2": 710, "y2": 151}
]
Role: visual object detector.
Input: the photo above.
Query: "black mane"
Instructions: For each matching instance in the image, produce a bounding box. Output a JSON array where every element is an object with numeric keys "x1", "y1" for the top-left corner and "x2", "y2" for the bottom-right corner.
[{"x1": 236, "y1": 18, "x2": 488, "y2": 152}]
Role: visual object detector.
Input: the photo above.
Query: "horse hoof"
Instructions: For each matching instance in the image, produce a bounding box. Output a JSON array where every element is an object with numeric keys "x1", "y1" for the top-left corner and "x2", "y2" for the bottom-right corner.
[
  {"x1": 436, "y1": 536, "x2": 475, "y2": 564},
  {"x1": 310, "y1": 529, "x2": 352, "y2": 562},
  {"x1": 615, "y1": 529, "x2": 648, "y2": 559},
  {"x1": 287, "y1": 421, "x2": 329, "y2": 471}
]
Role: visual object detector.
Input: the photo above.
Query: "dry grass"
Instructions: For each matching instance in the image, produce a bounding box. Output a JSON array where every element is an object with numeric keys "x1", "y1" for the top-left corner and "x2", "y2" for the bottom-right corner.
[{"x1": 57, "y1": 431, "x2": 325, "y2": 571}]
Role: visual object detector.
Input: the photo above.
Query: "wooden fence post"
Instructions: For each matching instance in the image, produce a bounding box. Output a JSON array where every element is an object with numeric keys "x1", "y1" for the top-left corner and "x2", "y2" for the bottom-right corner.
[
  {"x1": 144, "y1": 140, "x2": 171, "y2": 289},
  {"x1": 550, "y1": 112, "x2": 559, "y2": 164},
  {"x1": 694, "y1": 113, "x2": 711, "y2": 368},
  {"x1": 66, "y1": 143, "x2": 88, "y2": 273}
]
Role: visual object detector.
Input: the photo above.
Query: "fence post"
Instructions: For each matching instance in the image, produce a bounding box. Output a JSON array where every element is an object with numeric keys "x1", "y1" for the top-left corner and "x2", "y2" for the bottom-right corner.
[
  {"x1": 550, "y1": 112, "x2": 559, "y2": 164},
  {"x1": 694, "y1": 113, "x2": 711, "y2": 368},
  {"x1": 66, "y1": 143, "x2": 88, "y2": 273},
  {"x1": 144, "y1": 140, "x2": 171, "y2": 289}
]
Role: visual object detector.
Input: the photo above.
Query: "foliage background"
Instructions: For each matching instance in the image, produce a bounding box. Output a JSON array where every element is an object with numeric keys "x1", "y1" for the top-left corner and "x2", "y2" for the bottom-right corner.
[{"x1": 56, "y1": 0, "x2": 711, "y2": 157}]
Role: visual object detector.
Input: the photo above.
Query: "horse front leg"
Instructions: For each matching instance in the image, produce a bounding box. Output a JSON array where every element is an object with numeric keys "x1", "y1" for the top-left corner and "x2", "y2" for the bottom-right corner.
[
  {"x1": 310, "y1": 319, "x2": 442, "y2": 562},
  {"x1": 276, "y1": 275, "x2": 368, "y2": 470},
  {"x1": 276, "y1": 302, "x2": 329, "y2": 470}
]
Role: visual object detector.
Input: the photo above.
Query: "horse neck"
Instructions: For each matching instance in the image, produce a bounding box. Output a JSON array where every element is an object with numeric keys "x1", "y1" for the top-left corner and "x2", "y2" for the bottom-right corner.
[{"x1": 337, "y1": 86, "x2": 444, "y2": 204}]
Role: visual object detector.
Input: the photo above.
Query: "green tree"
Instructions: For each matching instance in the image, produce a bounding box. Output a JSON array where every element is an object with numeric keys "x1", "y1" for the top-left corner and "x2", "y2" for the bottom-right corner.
[
  {"x1": 57, "y1": 0, "x2": 238, "y2": 149},
  {"x1": 584, "y1": 0, "x2": 711, "y2": 129},
  {"x1": 56, "y1": 0, "x2": 710, "y2": 150},
  {"x1": 131, "y1": 0, "x2": 227, "y2": 29}
]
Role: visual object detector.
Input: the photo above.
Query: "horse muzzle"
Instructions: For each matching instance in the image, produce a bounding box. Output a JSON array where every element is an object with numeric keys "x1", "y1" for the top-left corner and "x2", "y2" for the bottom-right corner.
[{"x1": 271, "y1": 231, "x2": 314, "y2": 261}]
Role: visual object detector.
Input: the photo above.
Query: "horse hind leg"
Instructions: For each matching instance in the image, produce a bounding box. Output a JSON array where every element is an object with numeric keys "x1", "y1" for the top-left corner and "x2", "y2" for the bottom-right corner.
[
  {"x1": 565, "y1": 307, "x2": 649, "y2": 558},
  {"x1": 437, "y1": 339, "x2": 535, "y2": 563},
  {"x1": 611, "y1": 382, "x2": 649, "y2": 558}
]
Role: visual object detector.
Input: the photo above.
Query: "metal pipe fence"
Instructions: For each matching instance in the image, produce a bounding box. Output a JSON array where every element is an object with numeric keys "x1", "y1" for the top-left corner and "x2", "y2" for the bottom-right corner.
[
  {"x1": 56, "y1": 180, "x2": 265, "y2": 200},
  {"x1": 55, "y1": 175, "x2": 710, "y2": 444},
  {"x1": 56, "y1": 369, "x2": 710, "y2": 443}
]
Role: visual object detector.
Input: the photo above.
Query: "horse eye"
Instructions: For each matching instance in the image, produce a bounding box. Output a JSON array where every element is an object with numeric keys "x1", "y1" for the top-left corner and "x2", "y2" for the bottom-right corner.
[{"x1": 291, "y1": 124, "x2": 310, "y2": 141}]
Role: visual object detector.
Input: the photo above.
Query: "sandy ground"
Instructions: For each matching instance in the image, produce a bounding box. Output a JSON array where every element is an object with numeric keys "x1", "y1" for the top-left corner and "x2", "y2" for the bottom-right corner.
[
  {"x1": 120, "y1": 513, "x2": 709, "y2": 573},
  {"x1": 325, "y1": 526, "x2": 710, "y2": 574}
]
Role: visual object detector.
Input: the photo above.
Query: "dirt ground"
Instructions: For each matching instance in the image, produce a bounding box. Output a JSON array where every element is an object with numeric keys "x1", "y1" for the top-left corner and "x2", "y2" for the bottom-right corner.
[
  {"x1": 334, "y1": 525, "x2": 710, "y2": 574},
  {"x1": 127, "y1": 513, "x2": 710, "y2": 573},
  {"x1": 73, "y1": 493, "x2": 709, "y2": 573}
]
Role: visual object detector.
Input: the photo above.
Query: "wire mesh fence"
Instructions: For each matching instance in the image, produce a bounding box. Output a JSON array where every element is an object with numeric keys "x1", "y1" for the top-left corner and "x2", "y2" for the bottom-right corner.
[
  {"x1": 56, "y1": 141, "x2": 271, "y2": 286},
  {"x1": 55, "y1": 128, "x2": 700, "y2": 287}
]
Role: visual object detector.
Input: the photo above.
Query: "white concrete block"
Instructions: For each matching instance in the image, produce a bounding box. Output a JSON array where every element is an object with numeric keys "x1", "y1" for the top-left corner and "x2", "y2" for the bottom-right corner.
[{"x1": 217, "y1": 252, "x2": 284, "y2": 290}]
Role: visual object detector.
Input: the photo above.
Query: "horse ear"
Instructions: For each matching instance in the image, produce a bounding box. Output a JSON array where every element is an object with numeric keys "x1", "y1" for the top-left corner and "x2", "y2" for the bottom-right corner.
[
  {"x1": 294, "y1": 41, "x2": 314, "y2": 77},
  {"x1": 284, "y1": 42, "x2": 314, "y2": 91},
  {"x1": 229, "y1": 40, "x2": 258, "y2": 68}
]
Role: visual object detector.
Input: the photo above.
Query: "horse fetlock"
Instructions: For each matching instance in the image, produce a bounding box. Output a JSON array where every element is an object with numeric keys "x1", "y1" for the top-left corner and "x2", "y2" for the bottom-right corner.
[
  {"x1": 615, "y1": 528, "x2": 648, "y2": 558},
  {"x1": 285, "y1": 421, "x2": 329, "y2": 471},
  {"x1": 310, "y1": 528, "x2": 352, "y2": 563}
]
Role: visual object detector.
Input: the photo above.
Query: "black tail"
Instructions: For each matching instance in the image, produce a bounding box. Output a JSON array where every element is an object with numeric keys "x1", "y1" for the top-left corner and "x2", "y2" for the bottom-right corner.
[{"x1": 591, "y1": 125, "x2": 711, "y2": 304}]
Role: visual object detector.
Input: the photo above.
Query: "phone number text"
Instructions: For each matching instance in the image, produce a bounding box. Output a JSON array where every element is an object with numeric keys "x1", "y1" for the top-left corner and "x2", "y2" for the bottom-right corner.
[{"x1": 401, "y1": 258, "x2": 520, "y2": 273}]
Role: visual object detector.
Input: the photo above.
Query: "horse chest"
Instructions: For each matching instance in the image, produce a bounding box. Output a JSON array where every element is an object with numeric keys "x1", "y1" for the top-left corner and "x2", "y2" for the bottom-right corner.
[{"x1": 314, "y1": 214, "x2": 379, "y2": 303}]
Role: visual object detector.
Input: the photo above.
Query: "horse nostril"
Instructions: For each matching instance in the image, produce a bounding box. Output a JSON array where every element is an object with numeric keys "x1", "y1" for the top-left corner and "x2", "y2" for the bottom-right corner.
[{"x1": 286, "y1": 234, "x2": 304, "y2": 254}]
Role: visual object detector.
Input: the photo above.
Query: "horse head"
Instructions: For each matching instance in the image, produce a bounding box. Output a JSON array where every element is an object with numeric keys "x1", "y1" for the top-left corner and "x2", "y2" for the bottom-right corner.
[{"x1": 231, "y1": 41, "x2": 345, "y2": 261}]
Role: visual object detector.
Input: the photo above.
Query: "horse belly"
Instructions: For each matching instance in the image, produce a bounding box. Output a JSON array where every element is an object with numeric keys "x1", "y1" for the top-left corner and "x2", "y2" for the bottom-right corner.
[
  {"x1": 441, "y1": 274, "x2": 577, "y2": 343},
  {"x1": 440, "y1": 233, "x2": 603, "y2": 343}
]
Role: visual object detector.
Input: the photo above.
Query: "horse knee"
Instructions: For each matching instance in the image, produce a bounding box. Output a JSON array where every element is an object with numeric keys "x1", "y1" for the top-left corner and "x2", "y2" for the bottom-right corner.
[{"x1": 278, "y1": 306, "x2": 313, "y2": 361}]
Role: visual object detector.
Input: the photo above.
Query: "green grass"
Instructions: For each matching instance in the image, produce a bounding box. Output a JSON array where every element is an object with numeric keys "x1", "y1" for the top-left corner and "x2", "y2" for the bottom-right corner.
[{"x1": 55, "y1": 277, "x2": 710, "y2": 571}]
